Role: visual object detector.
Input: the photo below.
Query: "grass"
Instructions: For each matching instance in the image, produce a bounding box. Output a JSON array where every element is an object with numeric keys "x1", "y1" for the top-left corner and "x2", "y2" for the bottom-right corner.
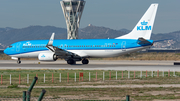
[
  {"x1": 7, "y1": 84, "x2": 18, "y2": 88},
  {"x1": 0, "y1": 69, "x2": 180, "y2": 100},
  {"x1": 1, "y1": 87, "x2": 180, "y2": 100}
]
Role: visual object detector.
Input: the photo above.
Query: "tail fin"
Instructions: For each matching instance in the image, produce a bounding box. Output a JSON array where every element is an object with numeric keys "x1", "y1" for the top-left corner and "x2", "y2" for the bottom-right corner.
[{"x1": 116, "y1": 4, "x2": 158, "y2": 40}]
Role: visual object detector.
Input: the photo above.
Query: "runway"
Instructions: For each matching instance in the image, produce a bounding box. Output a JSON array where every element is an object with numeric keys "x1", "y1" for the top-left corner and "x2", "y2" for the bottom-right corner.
[{"x1": 0, "y1": 60, "x2": 179, "y2": 71}]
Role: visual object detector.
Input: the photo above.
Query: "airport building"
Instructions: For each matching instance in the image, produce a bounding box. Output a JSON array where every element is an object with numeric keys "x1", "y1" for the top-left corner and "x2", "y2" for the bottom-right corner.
[{"x1": 60, "y1": 0, "x2": 86, "y2": 39}]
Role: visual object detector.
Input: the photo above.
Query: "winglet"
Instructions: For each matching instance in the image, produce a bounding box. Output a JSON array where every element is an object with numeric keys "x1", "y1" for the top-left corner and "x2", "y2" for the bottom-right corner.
[{"x1": 47, "y1": 33, "x2": 55, "y2": 46}]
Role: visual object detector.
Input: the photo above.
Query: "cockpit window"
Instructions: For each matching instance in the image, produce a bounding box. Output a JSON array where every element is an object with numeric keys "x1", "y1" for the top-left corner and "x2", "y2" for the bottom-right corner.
[{"x1": 9, "y1": 46, "x2": 12, "y2": 48}]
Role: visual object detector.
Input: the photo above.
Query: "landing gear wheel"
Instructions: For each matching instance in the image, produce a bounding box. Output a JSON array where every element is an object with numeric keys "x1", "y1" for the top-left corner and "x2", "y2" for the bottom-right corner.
[
  {"x1": 82, "y1": 58, "x2": 89, "y2": 64},
  {"x1": 67, "y1": 59, "x2": 76, "y2": 65},
  {"x1": 17, "y1": 60, "x2": 21, "y2": 64},
  {"x1": 17, "y1": 58, "x2": 21, "y2": 64}
]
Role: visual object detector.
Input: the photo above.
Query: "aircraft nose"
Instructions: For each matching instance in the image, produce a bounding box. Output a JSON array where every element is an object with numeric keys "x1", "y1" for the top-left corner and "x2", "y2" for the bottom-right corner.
[{"x1": 3, "y1": 48, "x2": 8, "y2": 54}]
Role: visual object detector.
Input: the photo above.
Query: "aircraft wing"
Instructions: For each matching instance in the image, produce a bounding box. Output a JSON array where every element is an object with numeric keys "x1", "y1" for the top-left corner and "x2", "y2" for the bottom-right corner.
[
  {"x1": 46, "y1": 33, "x2": 81, "y2": 59},
  {"x1": 54, "y1": 46, "x2": 76, "y2": 57}
]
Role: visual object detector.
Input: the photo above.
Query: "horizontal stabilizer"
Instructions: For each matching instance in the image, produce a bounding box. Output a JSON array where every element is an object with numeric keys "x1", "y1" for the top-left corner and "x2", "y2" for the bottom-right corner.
[{"x1": 137, "y1": 37, "x2": 152, "y2": 45}]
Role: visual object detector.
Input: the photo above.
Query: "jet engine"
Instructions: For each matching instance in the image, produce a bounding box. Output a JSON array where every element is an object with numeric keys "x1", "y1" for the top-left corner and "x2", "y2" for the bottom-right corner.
[{"x1": 38, "y1": 53, "x2": 57, "y2": 61}]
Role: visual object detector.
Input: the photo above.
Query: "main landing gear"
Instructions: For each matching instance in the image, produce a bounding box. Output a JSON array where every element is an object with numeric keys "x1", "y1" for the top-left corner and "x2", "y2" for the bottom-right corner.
[
  {"x1": 67, "y1": 59, "x2": 76, "y2": 65},
  {"x1": 17, "y1": 58, "x2": 21, "y2": 64},
  {"x1": 67, "y1": 58, "x2": 89, "y2": 65},
  {"x1": 82, "y1": 58, "x2": 89, "y2": 64}
]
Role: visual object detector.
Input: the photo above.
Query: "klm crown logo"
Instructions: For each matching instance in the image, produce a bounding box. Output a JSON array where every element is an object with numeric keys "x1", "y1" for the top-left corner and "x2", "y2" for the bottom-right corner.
[
  {"x1": 137, "y1": 20, "x2": 151, "y2": 31},
  {"x1": 41, "y1": 54, "x2": 45, "y2": 58},
  {"x1": 141, "y1": 21, "x2": 148, "y2": 25}
]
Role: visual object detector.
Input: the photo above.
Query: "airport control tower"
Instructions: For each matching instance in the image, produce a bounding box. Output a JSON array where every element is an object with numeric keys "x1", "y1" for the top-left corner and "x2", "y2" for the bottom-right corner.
[{"x1": 60, "y1": 0, "x2": 85, "y2": 39}]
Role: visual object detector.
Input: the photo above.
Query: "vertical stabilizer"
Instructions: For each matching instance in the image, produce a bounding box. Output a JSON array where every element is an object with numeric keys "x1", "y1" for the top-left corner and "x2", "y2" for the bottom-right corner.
[{"x1": 116, "y1": 4, "x2": 158, "y2": 40}]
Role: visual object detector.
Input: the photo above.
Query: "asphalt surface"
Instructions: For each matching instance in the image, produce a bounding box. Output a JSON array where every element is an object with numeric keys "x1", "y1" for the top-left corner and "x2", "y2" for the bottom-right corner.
[{"x1": 0, "y1": 60, "x2": 179, "y2": 71}]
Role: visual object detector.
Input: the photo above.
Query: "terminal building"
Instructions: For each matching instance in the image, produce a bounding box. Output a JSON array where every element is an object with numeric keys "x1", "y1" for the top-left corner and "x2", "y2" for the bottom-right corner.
[{"x1": 60, "y1": 0, "x2": 86, "y2": 39}]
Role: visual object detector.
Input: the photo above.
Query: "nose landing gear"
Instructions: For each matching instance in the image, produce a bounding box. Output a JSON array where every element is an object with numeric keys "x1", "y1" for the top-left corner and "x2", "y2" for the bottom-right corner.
[{"x1": 17, "y1": 58, "x2": 21, "y2": 64}]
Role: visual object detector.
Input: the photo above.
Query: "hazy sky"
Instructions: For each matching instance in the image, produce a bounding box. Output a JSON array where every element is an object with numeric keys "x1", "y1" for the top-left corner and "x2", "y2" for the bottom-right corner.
[{"x1": 0, "y1": 0, "x2": 179, "y2": 34}]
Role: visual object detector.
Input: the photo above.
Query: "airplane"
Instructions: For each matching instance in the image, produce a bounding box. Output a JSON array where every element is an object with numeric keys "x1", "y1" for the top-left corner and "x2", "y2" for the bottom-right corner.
[{"x1": 4, "y1": 4, "x2": 158, "y2": 65}]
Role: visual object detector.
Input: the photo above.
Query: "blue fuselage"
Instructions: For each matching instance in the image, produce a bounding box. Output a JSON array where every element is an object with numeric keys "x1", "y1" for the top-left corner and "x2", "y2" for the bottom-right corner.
[{"x1": 4, "y1": 39, "x2": 153, "y2": 58}]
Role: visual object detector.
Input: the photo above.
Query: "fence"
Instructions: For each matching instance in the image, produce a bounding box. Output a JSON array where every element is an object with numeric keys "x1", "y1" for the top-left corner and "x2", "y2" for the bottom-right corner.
[{"x1": 0, "y1": 70, "x2": 178, "y2": 85}]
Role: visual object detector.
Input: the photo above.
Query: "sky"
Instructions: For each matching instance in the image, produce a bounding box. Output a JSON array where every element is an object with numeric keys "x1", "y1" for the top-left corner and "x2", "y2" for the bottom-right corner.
[{"x1": 0, "y1": 0, "x2": 179, "y2": 34}]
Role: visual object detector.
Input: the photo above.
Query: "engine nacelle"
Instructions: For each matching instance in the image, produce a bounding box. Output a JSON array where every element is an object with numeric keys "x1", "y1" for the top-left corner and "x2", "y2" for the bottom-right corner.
[{"x1": 38, "y1": 53, "x2": 57, "y2": 61}]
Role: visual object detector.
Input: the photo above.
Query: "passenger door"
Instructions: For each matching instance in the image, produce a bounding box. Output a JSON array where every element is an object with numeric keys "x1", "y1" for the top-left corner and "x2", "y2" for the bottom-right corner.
[
  {"x1": 16, "y1": 42, "x2": 21, "y2": 52},
  {"x1": 121, "y1": 41, "x2": 126, "y2": 51}
]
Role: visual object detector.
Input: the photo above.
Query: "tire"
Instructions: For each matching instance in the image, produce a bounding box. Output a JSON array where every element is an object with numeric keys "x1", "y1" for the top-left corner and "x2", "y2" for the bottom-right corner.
[
  {"x1": 82, "y1": 58, "x2": 89, "y2": 64},
  {"x1": 17, "y1": 60, "x2": 21, "y2": 64},
  {"x1": 67, "y1": 59, "x2": 76, "y2": 65}
]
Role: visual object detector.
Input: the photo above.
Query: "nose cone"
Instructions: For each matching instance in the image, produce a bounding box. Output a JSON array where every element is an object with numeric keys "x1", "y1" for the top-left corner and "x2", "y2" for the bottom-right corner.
[{"x1": 3, "y1": 48, "x2": 8, "y2": 55}]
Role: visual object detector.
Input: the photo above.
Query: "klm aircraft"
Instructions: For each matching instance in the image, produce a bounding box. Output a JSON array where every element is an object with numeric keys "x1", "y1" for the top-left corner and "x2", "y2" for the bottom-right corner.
[{"x1": 4, "y1": 4, "x2": 158, "y2": 65}]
